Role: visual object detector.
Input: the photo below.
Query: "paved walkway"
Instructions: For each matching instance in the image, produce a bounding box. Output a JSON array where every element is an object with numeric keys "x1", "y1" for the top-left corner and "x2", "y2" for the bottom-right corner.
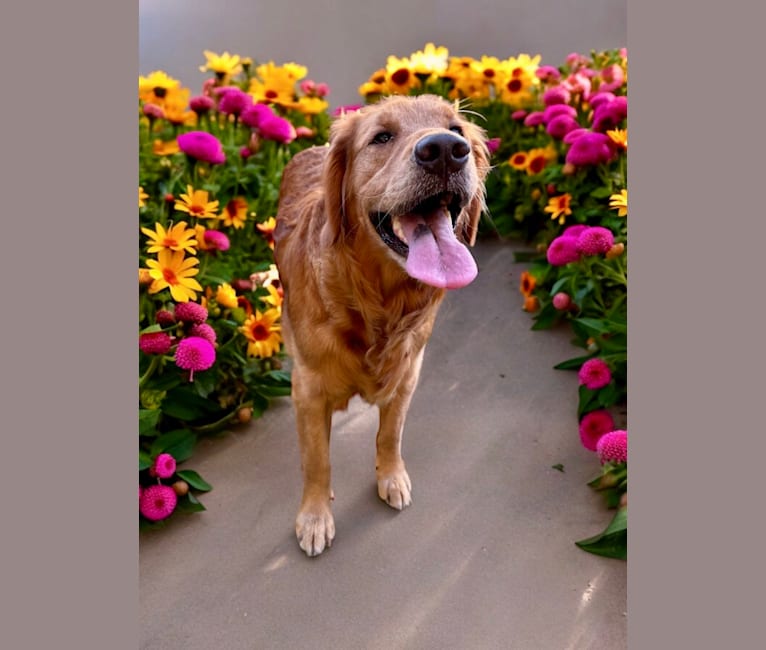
[{"x1": 140, "y1": 238, "x2": 627, "y2": 650}]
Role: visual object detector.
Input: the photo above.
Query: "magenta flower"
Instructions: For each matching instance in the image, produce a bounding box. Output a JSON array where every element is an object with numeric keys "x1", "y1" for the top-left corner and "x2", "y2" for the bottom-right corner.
[
  {"x1": 596, "y1": 430, "x2": 628, "y2": 464},
  {"x1": 240, "y1": 146, "x2": 252, "y2": 159},
  {"x1": 139, "y1": 485, "x2": 178, "y2": 522},
  {"x1": 258, "y1": 115, "x2": 296, "y2": 144},
  {"x1": 552, "y1": 292, "x2": 572, "y2": 311},
  {"x1": 203, "y1": 230, "x2": 230, "y2": 251},
  {"x1": 139, "y1": 332, "x2": 172, "y2": 355},
  {"x1": 563, "y1": 71, "x2": 592, "y2": 97},
  {"x1": 174, "y1": 301, "x2": 208, "y2": 324},
  {"x1": 542, "y1": 86, "x2": 571, "y2": 106},
  {"x1": 150, "y1": 453, "x2": 177, "y2": 479},
  {"x1": 295, "y1": 126, "x2": 315, "y2": 139},
  {"x1": 217, "y1": 87, "x2": 253, "y2": 117},
  {"x1": 592, "y1": 103, "x2": 624, "y2": 132},
  {"x1": 315, "y1": 82, "x2": 330, "y2": 97},
  {"x1": 300, "y1": 79, "x2": 316, "y2": 95},
  {"x1": 485, "y1": 137, "x2": 501, "y2": 154},
  {"x1": 599, "y1": 64, "x2": 625, "y2": 93},
  {"x1": 189, "y1": 95, "x2": 215, "y2": 115},
  {"x1": 566, "y1": 52, "x2": 589, "y2": 70},
  {"x1": 579, "y1": 409, "x2": 615, "y2": 451},
  {"x1": 565, "y1": 131, "x2": 614, "y2": 166},
  {"x1": 542, "y1": 104, "x2": 577, "y2": 123},
  {"x1": 536, "y1": 65, "x2": 561, "y2": 82},
  {"x1": 142, "y1": 103, "x2": 164, "y2": 120},
  {"x1": 576, "y1": 226, "x2": 615, "y2": 256},
  {"x1": 241, "y1": 103, "x2": 275, "y2": 128},
  {"x1": 546, "y1": 236, "x2": 581, "y2": 266},
  {"x1": 563, "y1": 128, "x2": 589, "y2": 145},
  {"x1": 523, "y1": 111, "x2": 546, "y2": 128},
  {"x1": 561, "y1": 224, "x2": 589, "y2": 239},
  {"x1": 510, "y1": 110, "x2": 528, "y2": 121},
  {"x1": 175, "y1": 336, "x2": 216, "y2": 378},
  {"x1": 177, "y1": 131, "x2": 226, "y2": 165},
  {"x1": 155, "y1": 310, "x2": 176, "y2": 327},
  {"x1": 578, "y1": 358, "x2": 612, "y2": 390},
  {"x1": 587, "y1": 91, "x2": 616, "y2": 111},
  {"x1": 189, "y1": 323, "x2": 217, "y2": 345},
  {"x1": 546, "y1": 114, "x2": 580, "y2": 139}
]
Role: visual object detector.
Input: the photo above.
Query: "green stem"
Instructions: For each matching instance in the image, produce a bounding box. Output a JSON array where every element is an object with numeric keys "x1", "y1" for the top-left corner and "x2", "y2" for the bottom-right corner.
[
  {"x1": 138, "y1": 355, "x2": 163, "y2": 389},
  {"x1": 189, "y1": 401, "x2": 253, "y2": 433}
]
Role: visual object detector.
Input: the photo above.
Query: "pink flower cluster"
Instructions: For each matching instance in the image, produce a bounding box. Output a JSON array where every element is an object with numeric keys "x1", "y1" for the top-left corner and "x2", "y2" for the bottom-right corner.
[
  {"x1": 140, "y1": 452, "x2": 179, "y2": 521},
  {"x1": 546, "y1": 225, "x2": 615, "y2": 266},
  {"x1": 241, "y1": 103, "x2": 296, "y2": 144}
]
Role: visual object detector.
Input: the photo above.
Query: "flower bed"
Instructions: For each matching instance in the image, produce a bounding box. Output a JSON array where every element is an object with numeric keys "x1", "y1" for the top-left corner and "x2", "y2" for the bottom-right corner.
[
  {"x1": 138, "y1": 52, "x2": 332, "y2": 527},
  {"x1": 358, "y1": 44, "x2": 628, "y2": 558}
]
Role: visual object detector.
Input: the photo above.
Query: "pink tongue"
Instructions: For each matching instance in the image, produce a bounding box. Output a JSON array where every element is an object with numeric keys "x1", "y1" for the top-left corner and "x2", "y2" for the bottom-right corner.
[{"x1": 399, "y1": 211, "x2": 478, "y2": 289}]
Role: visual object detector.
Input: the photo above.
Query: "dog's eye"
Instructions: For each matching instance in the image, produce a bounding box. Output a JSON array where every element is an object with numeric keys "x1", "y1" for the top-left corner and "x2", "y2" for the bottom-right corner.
[
  {"x1": 371, "y1": 131, "x2": 393, "y2": 145},
  {"x1": 449, "y1": 125, "x2": 464, "y2": 136}
]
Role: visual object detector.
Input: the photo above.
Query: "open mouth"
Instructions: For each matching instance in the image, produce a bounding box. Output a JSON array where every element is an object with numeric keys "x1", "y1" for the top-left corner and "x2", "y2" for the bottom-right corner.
[{"x1": 370, "y1": 191, "x2": 464, "y2": 257}]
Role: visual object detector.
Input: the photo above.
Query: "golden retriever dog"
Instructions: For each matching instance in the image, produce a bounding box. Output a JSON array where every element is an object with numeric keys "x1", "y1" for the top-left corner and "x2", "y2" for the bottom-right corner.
[{"x1": 273, "y1": 94, "x2": 489, "y2": 556}]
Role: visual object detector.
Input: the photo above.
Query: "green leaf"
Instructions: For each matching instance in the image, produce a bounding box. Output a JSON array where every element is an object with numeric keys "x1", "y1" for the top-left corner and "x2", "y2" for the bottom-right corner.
[
  {"x1": 139, "y1": 451, "x2": 152, "y2": 471},
  {"x1": 139, "y1": 409, "x2": 161, "y2": 436},
  {"x1": 597, "y1": 383, "x2": 619, "y2": 408},
  {"x1": 139, "y1": 323, "x2": 163, "y2": 334},
  {"x1": 175, "y1": 494, "x2": 206, "y2": 514},
  {"x1": 575, "y1": 507, "x2": 627, "y2": 560},
  {"x1": 554, "y1": 354, "x2": 595, "y2": 371},
  {"x1": 530, "y1": 303, "x2": 560, "y2": 331},
  {"x1": 150, "y1": 428, "x2": 197, "y2": 463},
  {"x1": 577, "y1": 385, "x2": 601, "y2": 419},
  {"x1": 589, "y1": 186, "x2": 614, "y2": 199},
  {"x1": 551, "y1": 463, "x2": 565, "y2": 472},
  {"x1": 176, "y1": 470, "x2": 213, "y2": 492},
  {"x1": 162, "y1": 385, "x2": 224, "y2": 421}
]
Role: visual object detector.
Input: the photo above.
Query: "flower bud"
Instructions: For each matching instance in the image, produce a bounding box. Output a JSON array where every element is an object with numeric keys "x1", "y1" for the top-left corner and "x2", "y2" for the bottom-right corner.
[
  {"x1": 172, "y1": 480, "x2": 189, "y2": 496},
  {"x1": 552, "y1": 292, "x2": 572, "y2": 310},
  {"x1": 605, "y1": 242, "x2": 625, "y2": 259},
  {"x1": 237, "y1": 406, "x2": 253, "y2": 424}
]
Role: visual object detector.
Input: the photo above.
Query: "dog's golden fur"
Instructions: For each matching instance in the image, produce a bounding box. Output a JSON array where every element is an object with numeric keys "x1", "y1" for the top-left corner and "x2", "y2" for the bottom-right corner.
[{"x1": 273, "y1": 94, "x2": 489, "y2": 556}]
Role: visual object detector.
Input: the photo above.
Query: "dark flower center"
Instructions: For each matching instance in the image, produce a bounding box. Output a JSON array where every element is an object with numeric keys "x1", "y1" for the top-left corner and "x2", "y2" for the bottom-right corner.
[
  {"x1": 153, "y1": 87, "x2": 167, "y2": 98},
  {"x1": 253, "y1": 324, "x2": 269, "y2": 340},
  {"x1": 391, "y1": 68, "x2": 410, "y2": 85}
]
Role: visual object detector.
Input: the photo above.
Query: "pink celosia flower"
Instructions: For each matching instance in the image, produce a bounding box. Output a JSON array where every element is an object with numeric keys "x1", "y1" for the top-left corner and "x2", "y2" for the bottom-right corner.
[
  {"x1": 175, "y1": 336, "x2": 216, "y2": 379},
  {"x1": 295, "y1": 126, "x2": 315, "y2": 138},
  {"x1": 189, "y1": 95, "x2": 215, "y2": 115},
  {"x1": 485, "y1": 137, "x2": 501, "y2": 154},
  {"x1": 566, "y1": 52, "x2": 589, "y2": 70},
  {"x1": 576, "y1": 226, "x2": 615, "y2": 256},
  {"x1": 523, "y1": 111, "x2": 546, "y2": 127},
  {"x1": 150, "y1": 453, "x2": 177, "y2": 479},
  {"x1": 155, "y1": 310, "x2": 176, "y2": 327},
  {"x1": 536, "y1": 65, "x2": 561, "y2": 82},
  {"x1": 139, "y1": 332, "x2": 172, "y2": 355},
  {"x1": 561, "y1": 224, "x2": 589, "y2": 239},
  {"x1": 578, "y1": 358, "x2": 612, "y2": 390},
  {"x1": 511, "y1": 110, "x2": 528, "y2": 121},
  {"x1": 563, "y1": 72, "x2": 592, "y2": 98},
  {"x1": 189, "y1": 323, "x2": 217, "y2": 345},
  {"x1": 201, "y1": 78, "x2": 217, "y2": 97},
  {"x1": 565, "y1": 131, "x2": 614, "y2": 166},
  {"x1": 596, "y1": 430, "x2": 628, "y2": 464},
  {"x1": 587, "y1": 91, "x2": 616, "y2": 111},
  {"x1": 579, "y1": 409, "x2": 615, "y2": 451},
  {"x1": 546, "y1": 236, "x2": 581, "y2": 266},
  {"x1": 542, "y1": 86, "x2": 571, "y2": 106},
  {"x1": 546, "y1": 114, "x2": 580, "y2": 139},
  {"x1": 592, "y1": 102, "x2": 625, "y2": 132},
  {"x1": 315, "y1": 82, "x2": 330, "y2": 97},
  {"x1": 174, "y1": 301, "x2": 208, "y2": 324},
  {"x1": 203, "y1": 230, "x2": 230, "y2": 251},
  {"x1": 217, "y1": 87, "x2": 253, "y2": 117},
  {"x1": 258, "y1": 115, "x2": 296, "y2": 143},
  {"x1": 142, "y1": 103, "x2": 164, "y2": 120},
  {"x1": 599, "y1": 64, "x2": 625, "y2": 93},
  {"x1": 241, "y1": 103, "x2": 275, "y2": 128},
  {"x1": 177, "y1": 131, "x2": 226, "y2": 165},
  {"x1": 299, "y1": 79, "x2": 316, "y2": 95},
  {"x1": 332, "y1": 104, "x2": 362, "y2": 117},
  {"x1": 563, "y1": 128, "x2": 589, "y2": 145},
  {"x1": 552, "y1": 292, "x2": 572, "y2": 310},
  {"x1": 139, "y1": 485, "x2": 178, "y2": 522},
  {"x1": 240, "y1": 146, "x2": 252, "y2": 159}
]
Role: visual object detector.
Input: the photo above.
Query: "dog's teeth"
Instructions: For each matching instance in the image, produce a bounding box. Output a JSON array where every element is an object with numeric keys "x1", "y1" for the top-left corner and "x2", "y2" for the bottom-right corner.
[{"x1": 392, "y1": 216, "x2": 407, "y2": 244}]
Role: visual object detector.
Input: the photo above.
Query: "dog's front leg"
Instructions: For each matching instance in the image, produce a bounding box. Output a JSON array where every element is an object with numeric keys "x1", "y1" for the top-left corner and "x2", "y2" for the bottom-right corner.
[
  {"x1": 375, "y1": 348, "x2": 425, "y2": 510},
  {"x1": 292, "y1": 365, "x2": 335, "y2": 557}
]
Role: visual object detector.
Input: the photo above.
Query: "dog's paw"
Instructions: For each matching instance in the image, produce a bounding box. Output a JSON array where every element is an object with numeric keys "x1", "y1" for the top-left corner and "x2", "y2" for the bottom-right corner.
[
  {"x1": 377, "y1": 469, "x2": 413, "y2": 510},
  {"x1": 295, "y1": 507, "x2": 335, "y2": 557}
]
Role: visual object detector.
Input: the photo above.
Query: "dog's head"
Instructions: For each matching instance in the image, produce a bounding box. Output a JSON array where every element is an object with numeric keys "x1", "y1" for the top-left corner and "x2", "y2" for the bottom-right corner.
[{"x1": 323, "y1": 94, "x2": 490, "y2": 289}]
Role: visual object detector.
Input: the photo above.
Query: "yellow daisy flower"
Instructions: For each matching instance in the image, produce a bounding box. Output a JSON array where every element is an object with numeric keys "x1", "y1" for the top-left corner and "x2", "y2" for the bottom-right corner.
[
  {"x1": 146, "y1": 250, "x2": 203, "y2": 302},
  {"x1": 249, "y1": 69, "x2": 298, "y2": 107},
  {"x1": 505, "y1": 53, "x2": 542, "y2": 81},
  {"x1": 409, "y1": 42, "x2": 449, "y2": 77},
  {"x1": 240, "y1": 309, "x2": 282, "y2": 358},
  {"x1": 607, "y1": 128, "x2": 627, "y2": 149},
  {"x1": 385, "y1": 56, "x2": 421, "y2": 94},
  {"x1": 526, "y1": 148, "x2": 550, "y2": 175},
  {"x1": 215, "y1": 283, "x2": 239, "y2": 309},
  {"x1": 141, "y1": 221, "x2": 198, "y2": 255},
  {"x1": 296, "y1": 96, "x2": 329, "y2": 115},
  {"x1": 519, "y1": 270, "x2": 537, "y2": 297},
  {"x1": 220, "y1": 197, "x2": 248, "y2": 229},
  {"x1": 609, "y1": 189, "x2": 628, "y2": 217},
  {"x1": 470, "y1": 56, "x2": 509, "y2": 85},
  {"x1": 498, "y1": 74, "x2": 536, "y2": 108},
  {"x1": 139, "y1": 70, "x2": 180, "y2": 104},
  {"x1": 260, "y1": 283, "x2": 283, "y2": 313},
  {"x1": 199, "y1": 50, "x2": 242, "y2": 77},
  {"x1": 139, "y1": 186, "x2": 149, "y2": 208},
  {"x1": 508, "y1": 151, "x2": 529, "y2": 171},
  {"x1": 175, "y1": 185, "x2": 220, "y2": 220},
  {"x1": 162, "y1": 87, "x2": 196, "y2": 127},
  {"x1": 256, "y1": 217, "x2": 277, "y2": 249},
  {"x1": 544, "y1": 194, "x2": 573, "y2": 225},
  {"x1": 153, "y1": 139, "x2": 180, "y2": 156}
]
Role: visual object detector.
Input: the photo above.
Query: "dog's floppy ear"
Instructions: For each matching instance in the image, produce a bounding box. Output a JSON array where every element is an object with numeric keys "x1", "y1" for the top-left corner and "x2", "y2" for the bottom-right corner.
[
  {"x1": 456, "y1": 120, "x2": 490, "y2": 247},
  {"x1": 323, "y1": 111, "x2": 359, "y2": 243}
]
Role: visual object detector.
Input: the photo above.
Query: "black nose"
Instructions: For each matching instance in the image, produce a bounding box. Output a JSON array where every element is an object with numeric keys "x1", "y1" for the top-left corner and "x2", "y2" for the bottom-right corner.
[{"x1": 413, "y1": 132, "x2": 471, "y2": 175}]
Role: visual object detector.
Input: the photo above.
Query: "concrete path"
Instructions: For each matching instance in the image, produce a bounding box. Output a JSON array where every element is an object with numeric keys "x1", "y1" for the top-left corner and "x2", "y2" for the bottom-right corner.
[{"x1": 140, "y1": 239, "x2": 627, "y2": 650}]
